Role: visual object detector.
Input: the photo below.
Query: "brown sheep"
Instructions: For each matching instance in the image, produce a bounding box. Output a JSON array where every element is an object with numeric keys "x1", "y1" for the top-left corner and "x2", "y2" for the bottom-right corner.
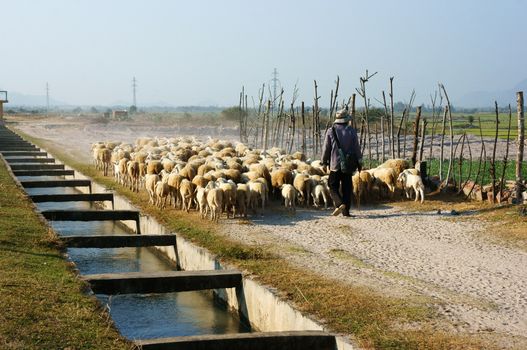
[
  {"x1": 378, "y1": 159, "x2": 410, "y2": 178},
  {"x1": 155, "y1": 179, "x2": 170, "y2": 209},
  {"x1": 127, "y1": 160, "x2": 140, "y2": 192},
  {"x1": 352, "y1": 171, "x2": 374, "y2": 207},
  {"x1": 96, "y1": 147, "x2": 112, "y2": 176},
  {"x1": 219, "y1": 181, "x2": 237, "y2": 218},
  {"x1": 235, "y1": 183, "x2": 250, "y2": 218},
  {"x1": 192, "y1": 175, "x2": 209, "y2": 189},
  {"x1": 248, "y1": 180, "x2": 268, "y2": 212},
  {"x1": 271, "y1": 168, "x2": 293, "y2": 197},
  {"x1": 179, "y1": 179, "x2": 196, "y2": 212},
  {"x1": 144, "y1": 173, "x2": 160, "y2": 204},
  {"x1": 167, "y1": 173, "x2": 184, "y2": 208},
  {"x1": 293, "y1": 173, "x2": 312, "y2": 207},
  {"x1": 197, "y1": 163, "x2": 215, "y2": 176},
  {"x1": 206, "y1": 188, "x2": 224, "y2": 222},
  {"x1": 179, "y1": 164, "x2": 197, "y2": 180},
  {"x1": 146, "y1": 160, "x2": 163, "y2": 175},
  {"x1": 223, "y1": 169, "x2": 241, "y2": 184},
  {"x1": 117, "y1": 158, "x2": 129, "y2": 186}
]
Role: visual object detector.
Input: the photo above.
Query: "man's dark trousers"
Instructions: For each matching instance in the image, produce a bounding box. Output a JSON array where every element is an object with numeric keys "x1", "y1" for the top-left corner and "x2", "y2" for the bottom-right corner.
[{"x1": 328, "y1": 170, "x2": 353, "y2": 213}]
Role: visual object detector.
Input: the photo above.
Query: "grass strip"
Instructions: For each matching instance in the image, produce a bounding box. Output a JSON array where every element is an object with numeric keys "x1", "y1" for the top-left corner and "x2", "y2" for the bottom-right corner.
[{"x1": 0, "y1": 157, "x2": 131, "y2": 349}]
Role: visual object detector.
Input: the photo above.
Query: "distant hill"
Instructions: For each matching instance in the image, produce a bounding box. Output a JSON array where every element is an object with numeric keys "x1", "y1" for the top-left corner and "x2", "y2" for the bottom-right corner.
[
  {"x1": 454, "y1": 79, "x2": 527, "y2": 108},
  {"x1": 0, "y1": 90, "x2": 66, "y2": 107}
]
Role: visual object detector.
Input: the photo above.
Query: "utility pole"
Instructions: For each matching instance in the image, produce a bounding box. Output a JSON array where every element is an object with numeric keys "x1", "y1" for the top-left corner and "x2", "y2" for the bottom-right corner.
[
  {"x1": 132, "y1": 77, "x2": 137, "y2": 108},
  {"x1": 46, "y1": 82, "x2": 50, "y2": 115}
]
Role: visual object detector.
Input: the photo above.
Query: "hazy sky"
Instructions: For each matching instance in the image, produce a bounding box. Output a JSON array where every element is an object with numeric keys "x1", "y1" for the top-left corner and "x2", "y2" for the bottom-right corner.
[{"x1": 1, "y1": 0, "x2": 526, "y2": 106}]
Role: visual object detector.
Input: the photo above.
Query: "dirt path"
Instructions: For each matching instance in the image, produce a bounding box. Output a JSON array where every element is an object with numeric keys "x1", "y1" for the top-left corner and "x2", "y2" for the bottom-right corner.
[
  {"x1": 12, "y1": 115, "x2": 527, "y2": 348},
  {"x1": 222, "y1": 206, "x2": 527, "y2": 346}
]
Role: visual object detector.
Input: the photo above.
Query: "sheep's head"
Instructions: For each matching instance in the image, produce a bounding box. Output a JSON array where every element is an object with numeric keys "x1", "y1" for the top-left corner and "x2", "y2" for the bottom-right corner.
[{"x1": 397, "y1": 172, "x2": 407, "y2": 184}]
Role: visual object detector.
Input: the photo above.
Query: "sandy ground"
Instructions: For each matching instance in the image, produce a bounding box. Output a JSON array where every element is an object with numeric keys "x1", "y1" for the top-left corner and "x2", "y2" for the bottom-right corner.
[{"x1": 11, "y1": 115, "x2": 527, "y2": 348}]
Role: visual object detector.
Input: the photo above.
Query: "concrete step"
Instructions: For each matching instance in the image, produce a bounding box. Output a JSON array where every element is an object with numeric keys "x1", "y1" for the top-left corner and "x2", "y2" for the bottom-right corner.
[
  {"x1": 30, "y1": 193, "x2": 113, "y2": 206},
  {"x1": 14, "y1": 169, "x2": 75, "y2": 176},
  {"x1": 9, "y1": 163, "x2": 65, "y2": 170},
  {"x1": 61, "y1": 234, "x2": 176, "y2": 248},
  {"x1": 6, "y1": 157, "x2": 55, "y2": 163},
  {"x1": 41, "y1": 209, "x2": 141, "y2": 234},
  {"x1": 135, "y1": 331, "x2": 336, "y2": 350},
  {"x1": 83, "y1": 270, "x2": 242, "y2": 294},
  {"x1": 0, "y1": 146, "x2": 39, "y2": 151},
  {"x1": 20, "y1": 179, "x2": 91, "y2": 191},
  {"x1": 1, "y1": 151, "x2": 48, "y2": 157}
]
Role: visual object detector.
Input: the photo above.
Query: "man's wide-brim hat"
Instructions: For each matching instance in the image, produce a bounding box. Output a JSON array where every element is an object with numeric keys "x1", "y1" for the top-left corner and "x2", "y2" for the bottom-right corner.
[{"x1": 334, "y1": 108, "x2": 350, "y2": 123}]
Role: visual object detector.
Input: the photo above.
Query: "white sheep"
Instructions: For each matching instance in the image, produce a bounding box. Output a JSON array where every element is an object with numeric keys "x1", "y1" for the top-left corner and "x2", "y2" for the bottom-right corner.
[
  {"x1": 311, "y1": 180, "x2": 331, "y2": 209},
  {"x1": 144, "y1": 173, "x2": 160, "y2": 205},
  {"x1": 155, "y1": 179, "x2": 170, "y2": 209},
  {"x1": 207, "y1": 188, "x2": 224, "y2": 222},
  {"x1": 196, "y1": 187, "x2": 209, "y2": 219},
  {"x1": 281, "y1": 184, "x2": 297, "y2": 212},
  {"x1": 397, "y1": 172, "x2": 425, "y2": 203}
]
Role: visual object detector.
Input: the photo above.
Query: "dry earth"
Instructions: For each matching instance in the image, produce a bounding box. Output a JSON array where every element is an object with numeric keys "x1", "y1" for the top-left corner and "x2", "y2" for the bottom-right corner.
[{"x1": 11, "y1": 115, "x2": 527, "y2": 349}]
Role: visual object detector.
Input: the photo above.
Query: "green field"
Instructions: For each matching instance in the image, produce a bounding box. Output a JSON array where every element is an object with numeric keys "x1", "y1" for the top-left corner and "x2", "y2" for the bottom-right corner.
[{"x1": 416, "y1": 111, "x2": 520, "y2": 139}]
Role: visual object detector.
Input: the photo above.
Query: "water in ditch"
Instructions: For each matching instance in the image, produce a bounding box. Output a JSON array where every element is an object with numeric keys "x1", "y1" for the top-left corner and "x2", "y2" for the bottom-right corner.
[{"x1": 23, "y1": 177, "x2": 250, "y2": 340}]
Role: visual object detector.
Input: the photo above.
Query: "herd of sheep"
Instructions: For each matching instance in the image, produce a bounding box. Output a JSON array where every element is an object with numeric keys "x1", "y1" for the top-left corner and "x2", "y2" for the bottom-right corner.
[{"x1": 91, "y1": 137, "x2": 425, "y2": 221}]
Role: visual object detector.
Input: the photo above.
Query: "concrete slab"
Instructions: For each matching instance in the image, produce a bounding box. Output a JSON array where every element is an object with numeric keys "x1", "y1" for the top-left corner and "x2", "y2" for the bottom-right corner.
[
  {"x1": 1, "y1": 151, "x2": 48, "y2": 157},
  {"x1": 14, "y1": 169, "x2": 74, "y2": 176},
  {"x1": 6, "y1": 157, "x2": 55, "y2": 163},
  {"x1": 30, "y1": 193, "x2": 113, "y2": 205},
  {"x1": 83, "y1": 270, "x2": 242, "y2": 294},
  {"x1": 0, "y1": 146, "x2": 39, "y2": 151},
  {"x1": 61, "y1": 234, "x2": 177, "y2": 248},
  {"x1": 9, "y1": 163, "x2": 65, "y2": 170},
  {"x1": 135, "y1": 331, "x2": 336, "y2": 350},
  {"x1": 41, "y1": 209, "x2": 140, "y2": 233},
  {"x1": 20, "y1": 179, "x2": 91, "y2": 191}
]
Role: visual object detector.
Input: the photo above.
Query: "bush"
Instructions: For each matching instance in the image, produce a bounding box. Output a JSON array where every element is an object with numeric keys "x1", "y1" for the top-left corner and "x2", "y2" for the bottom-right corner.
[{"x1": 221, "y1": 106, "x2": 247, "y2": 121}]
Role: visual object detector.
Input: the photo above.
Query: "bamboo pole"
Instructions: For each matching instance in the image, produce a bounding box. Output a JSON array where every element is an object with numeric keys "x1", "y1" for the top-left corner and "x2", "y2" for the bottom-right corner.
[
  {"x1": 516, "y1": 91, "x2": 525, "y2": 204},
  {"x1": 351, "y1": 93, "x2": 356, "y2": 126},
  {"x1": 490, "y1": 101, "x2": 499, "y2": 203},
  {"x1": 419, "y1": 118, "x2": 427, "y2": 163},
  {"x1": 411, "y1": 106, "x2": 422, "y2": 166},
  {"x1": 263, "y1": 100, "x2": 271, "y2": 152},
  {"x1": 443, "y1": 86, "x2": 455, "y2": 192},
  {"x1": 288, "y1": 103, "x2": 296, "y2": 154},
  {"x1": 255, "y1": 84, "x2": 265, "y2": 148},
  {"x1": 457, "y1": 133, "x2": 466, "y2": 191},
  {"x1": 466, "y1": 117, "x2": 485, "y2": 199},
  {"x1": 301, "y1": 101, "x2": 306, "y2": 155},
  {"x1": 381, "y1": 91, "x2": 389, "y2": 159},
  {"x1": 381, "y1": 116, "x2": 385, "y2": 162},
  {"x1": 396, "y1": 108, "x2": 407, "y2": 158},
  {"x1": 389, "y1": 77, "x2": 395, "y2": 159},
  {"x1": 374, "y1": 122, "x2": 379, "y2": 162},
  {"x1": 439, "y1": 105, "x2": 448, "y2": 181},
  {"x1": 498, "y1": 105, "x2": 513, "y2": 199}
]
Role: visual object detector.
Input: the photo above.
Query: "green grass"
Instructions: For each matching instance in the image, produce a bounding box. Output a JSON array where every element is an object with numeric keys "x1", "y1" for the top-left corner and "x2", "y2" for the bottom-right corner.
[
  {"x1": 400, "y1": 111, "x2": 520, "y2": 139},
  {"x1": 0, "y1": 159, "x2": 131, "y2": 349},
  {"x1": 427, "y1": 158, "x2": 527, "y2": 186},
  {"x1": 15, "y1": 128, "x2": 494, "y2": 349}
]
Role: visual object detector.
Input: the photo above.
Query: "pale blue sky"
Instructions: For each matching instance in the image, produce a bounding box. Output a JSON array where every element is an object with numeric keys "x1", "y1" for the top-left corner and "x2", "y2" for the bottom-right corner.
[{"x1": 1, "y1": 0, "x2": 526, "y2": 106}]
